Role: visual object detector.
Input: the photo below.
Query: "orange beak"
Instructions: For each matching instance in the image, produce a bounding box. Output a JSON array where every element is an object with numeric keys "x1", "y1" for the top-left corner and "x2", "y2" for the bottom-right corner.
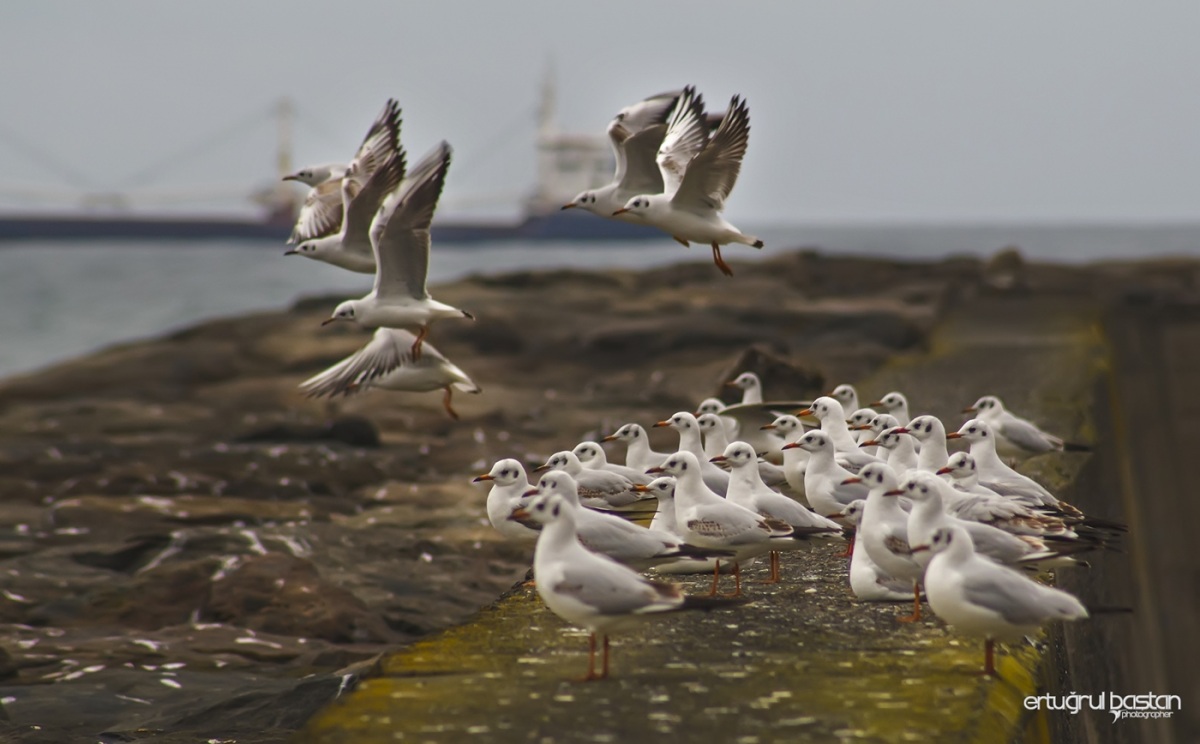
[
  {"x1": 652, "y1": 420, "x2": 671, "y2": 428},
  {"x1": 321, "y1": 318, "x2": 338, "y2": 326},
  {"x1": 946, "y1": 432, "x2": 963, "y2": 439},
  {"x1": 509, "y1": 507, "x2": 531, "y2": 521},
  {"x1": 611, "y1": 208, "x2": 630, "y2": 216},
  {"x1": 883, "y1": 489, "x2": 905, "y2": 497},
  {"x1": 795, "y1": 408, "x2": 814, "y2": 417},
  {"x1": 859, "y1": 440, "x2": 879, "y2": 447},
  {"x1": 645, "y1": 466, "x2": 666, "y2": 474},
  {"x1": 472, "y1": 474, "x2": 494, "y2": 482},
  {"x1": 601, "y1": 434, "x2": 618, "y2": 442},
  {"x1": 869, "y1": 400, "x2": 885, "y2": 407},
  {"x1": 632, "y1": 484, "x2": 651, "y2": 492},
  {"x1": 760, "y1": 423, "x2": 778, "y2": 430},
  {"x1": 910, "y1": 544, "x2": 930, "y2": 553},
  {"x1": 935, "y1": 466, "x2": 953, "y2": 475},
  {"x1": 780, "y1": 442, "x2": 801, "y2": 451},
  {"x1": 962, "y1": 406, "x2": 978, "y2": 413},
  {"x1": 841, "y1": 477, "x2": 862, "y2": 485},
  {"x1": 709, "y1": 455, "x2": 727, "y2": 463},
  {"x1": 532, "y1": 464, "x2": 550, "y2": 472},
  {"x1": 522, "y1": 488, "x2": 539, "y2": 498},
  {"x1": 561, "y1": 203, "x2": 577, "y2": 210}
]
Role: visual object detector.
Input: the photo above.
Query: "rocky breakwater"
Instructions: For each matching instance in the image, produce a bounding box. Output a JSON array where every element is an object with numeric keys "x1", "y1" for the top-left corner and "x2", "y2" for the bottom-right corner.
[{"x1": 0, "y1": 249, "x2": 958, "y2": 742}]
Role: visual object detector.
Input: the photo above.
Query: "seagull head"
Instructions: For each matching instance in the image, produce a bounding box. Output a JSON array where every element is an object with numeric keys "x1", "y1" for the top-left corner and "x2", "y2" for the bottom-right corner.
[
  {"x1": 612, "y1": 195, "x2": 652, "y2": 217},
  {"x1": 563, "y1": 190, "x2": 597, "y2": 213},
  {"x1": 603, "y1": 423, "x2": 643, "y2": 443},
  {"x1": 322, "y1": 300, "x2": 358, "y2": 326},
  {"x1": 847, "y1": 408, "x2": 878, "y2": 431},
  {"x1": 964, "y1": 395, "x2": 1002, "y2": 415},
  {"x1": 717, "y1": 441, "x2": 757, "y2": 468},
  {"x1": 896, "y1": 472, "x2": 939, "y2": 501},
  {"x1": 870, "y1": 391, "x2": 908, "y2": 413},
  {"x1": 635, "y1": 476, "x2": 677, "y2": 501},
  {"x1": 648, "y1": 451, "x2": 700, "y2": 479},
  {"x1": 840, "y1": 499, "x2": 866, "y2": 526},
  {"x1": 534, "y1": 451, "x2": 577, "y2": 474},
  {"x1": 912, "y1": 525, "x2": 966, "y2": 555},
  {"x1": 937, "y1": 451, "x2": 977, "y2": 479},
  {"x1": 282, "y1": 164, "x2": 337, "y2": 186},
  {"x1": 695, "y1": 397, "x2": 726, "y2": 416},
  {"x1": 571, "y1": 441, "x2": 604, "y2": 465},
  {"x1": 873, "y1": 426, "x2": 909, "y2": 451},
  {"x1": 532, "y1": 471, "x2": 579, "y2": 503},
  {"x1": 696, "y1": 413, "x2": 726, "y2": 436},
  {"x1": 903, "y1": 415, "x2": 945, "y2": 443},
  {"x1": 654, "y1": 411, "x2": 698, "y2": 434},
  {"x1": 473, "y1": 458, "x2": 526, "y2": 486},
  {"x1": 830, "y1": 384, "x2": 858, "y2": 408},
  {"x1": 763, "y1": 414, "x2": 802, "y2": 437},
  {"x1": 284, "y1": 241, "x2": 321, "y2": 258},
  {"x1": 950, "y1": 418, "x2": 992, "y2": 444},
  {"x1": 517, "y1": 493, "x2": 569, "y2": 527},
  {"x1": 796, "y1": 396, "x2": 842, "y2": 423},
  {"x1": 857, "y1": 462, "x2": 898, "y2": 492},
  {"x1": 784, "y1": 430, "x2": 829, "y2": 454},
  {"x1": 726, "y1": 372, "x2": 760, "y2": 390}
]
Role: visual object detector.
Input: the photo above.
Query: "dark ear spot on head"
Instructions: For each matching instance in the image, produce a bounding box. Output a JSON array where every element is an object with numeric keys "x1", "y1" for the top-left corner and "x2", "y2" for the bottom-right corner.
[{"x1": 552, "y1": 504, "x2": 560, "y2": 518}]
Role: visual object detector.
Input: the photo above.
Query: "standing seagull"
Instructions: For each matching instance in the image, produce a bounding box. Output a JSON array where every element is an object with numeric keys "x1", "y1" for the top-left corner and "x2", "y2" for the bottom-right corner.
[
  {"x1": 322, "y1": 142, "x2": 474, "y2": 360},
  {"x1": 963, "y1": 395, "x2": 1091, "y2": 459},
  {"x1": 915, "y1": 525, "x2": 1088, "y2": 676},
  {"x1": 298, "y1": 327, "x2": 480, "y2": 418},
  {"x1": 514, "y1": 491, "x2": 746, "y2": 680},
  {"x1": 613, "y1": 87, "x2": 763, "y2": 276},
  {"x1": 283, "y1": 99, "x2": 403, "y2": 257}
]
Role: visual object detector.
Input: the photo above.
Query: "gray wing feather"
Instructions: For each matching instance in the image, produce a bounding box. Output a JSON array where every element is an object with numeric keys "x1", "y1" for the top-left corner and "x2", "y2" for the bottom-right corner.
[
  {"x1": 962, "y1": 567, "x2": 1086, "y2": 626},
  {"x1": 553, "y1": 566, "x2": 668, "y2": 615},
  {"x1": 344, "y1": 153, "x2": 406, "y2": 248},
  {"x1": 372, "y1": 142, "x2": 451, "y2": 300},
  {"x1": 672, "y1": 95, "x2": 750, "y2": 211},
  {"x1": 1000, "y1": 418, "x2": 1061, "y2": 453},
  {"x1": 289, "y1": 179, "x2": 345, "y2": 243}
]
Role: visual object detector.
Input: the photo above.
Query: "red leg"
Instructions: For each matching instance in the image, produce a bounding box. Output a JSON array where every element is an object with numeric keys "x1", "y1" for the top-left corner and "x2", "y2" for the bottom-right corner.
[
  {"x1": 579, "y1": 633, "x2": 601, "y2": 681},
  {"x1": 409, "y1": 326, "x2": 429, "y2": 361},
  {"x1": 442, "y1": 387, "x2": 459, "y2": 420},
  {"x1": 709, "y1": 560, "x2": 722, "y2": 596},
  {"x1": 983, "y1": 639, "x2": 997, "y2": 677},
  {"x1": 724, "y1": 561, "x2": 744, "y2": 597},
  {"x1": 838, "y1": 531, "x2": 855, "y2": 558},
  {"x1": 600, "y1": 635, "x2": 610, "y2": 679},
  {"x1": 711, "y1": 242, "x2": 734, "y2": 276},
  {"x1": 897, "y1": 581, "x2": 922, "y2": 623},
  {"x1": 757, "y1": 551, "x2": 782, "y2": 584}
]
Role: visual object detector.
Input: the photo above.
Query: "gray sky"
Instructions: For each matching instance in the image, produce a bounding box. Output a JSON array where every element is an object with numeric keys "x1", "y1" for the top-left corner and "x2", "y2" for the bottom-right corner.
[{"x1": 2, "y1": 1, "x2": 1199, "y2": 222}]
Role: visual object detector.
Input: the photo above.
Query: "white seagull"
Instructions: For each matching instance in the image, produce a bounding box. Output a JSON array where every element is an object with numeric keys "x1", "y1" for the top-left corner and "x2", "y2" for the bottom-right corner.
[
  {"x1": 915, "y1": 525, "x2": 1088, "y2": 676},
  {"x1": 602, "y1": 423, "x2": 670, "y2": 473},
  {"x1": 841, "y1": 500, "x2": 916, "y2": 602},
  {"x1": 613, "y1": 87, "x2": 763, "y2": 276},
  {"x1": 870, "y1": 391, "x2": 912, "y2": 425},
  {"x1": 572, "y1": 441, "x2": 651, "y2": 483},
  {"x1": 298, "y1": 328, "x2": 480, "y2": 418},
  {"x1": 472, "y1": 458, "x2": 538, "y2": 543},
  {"x1": 849, "y1": 462, "x2": 925, "y2": 622},
  {"x1": 515, "y1": 490, "x2": 746, "y2": 681},
  {"x1": 964, "y1": 395, "x2": 1091, "y2": 459},
  {"x1": 322, "y1": 141, "x2": 474, "y2": 360},
  {"x1": 561, "y1": 90, "x2": 712, "y2": 221},
  {"x1": 283, "y1": 99, "x2": 403, "y2": 258},
  {"x1": 535, "y1": 451, "x2": 643, "y2": 510}
]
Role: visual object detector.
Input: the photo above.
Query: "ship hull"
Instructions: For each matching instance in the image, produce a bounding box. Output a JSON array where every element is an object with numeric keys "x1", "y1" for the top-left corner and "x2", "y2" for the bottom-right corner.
[{"x1": 0, "y1": 210, "x2": 663, "y2": 244}]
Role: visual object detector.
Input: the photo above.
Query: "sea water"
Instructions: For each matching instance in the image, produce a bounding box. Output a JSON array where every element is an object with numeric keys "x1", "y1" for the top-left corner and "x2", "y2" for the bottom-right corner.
[{"x1": 1, "y1": 221, "x2": 1197, "y2": 378}]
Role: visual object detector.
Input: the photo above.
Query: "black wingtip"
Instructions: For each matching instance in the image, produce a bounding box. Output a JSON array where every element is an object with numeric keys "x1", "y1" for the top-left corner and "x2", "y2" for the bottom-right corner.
[
  {"x1": 1063, "y1": 442, "x2": 1093, "y2": 453},
  {"x1": 753, "y1": 240, "x2": 764, "y2": 249}
]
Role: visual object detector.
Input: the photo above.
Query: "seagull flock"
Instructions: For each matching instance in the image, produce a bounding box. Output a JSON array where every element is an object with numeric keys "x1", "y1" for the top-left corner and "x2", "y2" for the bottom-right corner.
[
  {"x1": 276, "y1": 94, "x2": 1118, "y2": 682},
  {"x1": 476, "y1": 374, "x2": 1119, "y2": 680}
]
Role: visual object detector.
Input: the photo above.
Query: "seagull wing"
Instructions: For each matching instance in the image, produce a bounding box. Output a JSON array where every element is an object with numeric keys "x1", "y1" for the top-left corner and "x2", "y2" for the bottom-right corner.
[
  {"x1": 299, "y1": 328, "x2": 446, "y2": 399},
  {"x1": 671, "y1": 95, "x2": 751, "y2": 211},
  {"x1": 998, "y1": 416, "x2": 1062, "y2": 453},
  {"x1": 348, "y1": 98, "x2": 403, "y2": 185},
  {"x1": 288, "y1": 179, "x2": 345, "y2": 243},
  {"x1": 961, "y1": 561, "x2": 1087, "y2": 626},
  {"x1": 342, "y1": 153, "x2": 405, "y2": 250},
  {"x1": 655, "y1": 86, "x2": 709, "y2": 198},
  {"x1": 609, "y1": 90, "x2": 679, "y2": 194},
  {"x1": 371, "y1": 142, "x2": 452, "y2": 300},
  {"x1": 553, "y1": 561, "x2": 678, "y2": 616}
]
